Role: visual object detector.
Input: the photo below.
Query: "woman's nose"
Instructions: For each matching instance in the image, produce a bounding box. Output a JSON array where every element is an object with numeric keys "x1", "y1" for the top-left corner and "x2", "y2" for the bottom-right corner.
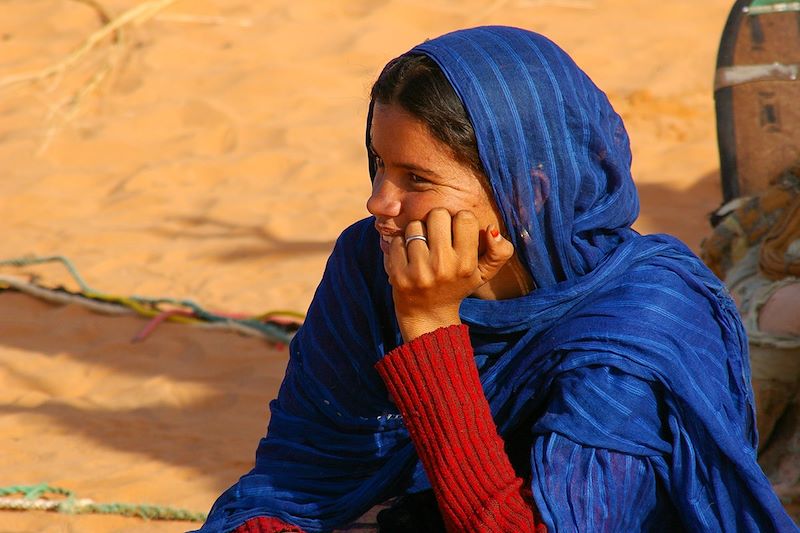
[{"x1": 366, "y1": 177, "x2": 401, "y2": 218}]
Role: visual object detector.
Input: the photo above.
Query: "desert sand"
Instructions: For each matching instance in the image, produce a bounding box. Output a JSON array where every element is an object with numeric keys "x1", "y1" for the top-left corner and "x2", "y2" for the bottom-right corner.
[{"x1": 0, "y1": 0, "x2": 746, "y2": 531}]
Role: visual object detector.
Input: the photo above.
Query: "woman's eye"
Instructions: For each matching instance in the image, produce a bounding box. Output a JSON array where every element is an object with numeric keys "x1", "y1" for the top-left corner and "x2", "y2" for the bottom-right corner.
[{"x1": 410, "y1": 174, "x2": 429, "y2": 184}]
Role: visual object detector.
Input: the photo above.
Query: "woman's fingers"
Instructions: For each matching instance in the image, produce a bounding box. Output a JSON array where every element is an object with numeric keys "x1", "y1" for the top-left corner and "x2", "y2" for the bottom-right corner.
[
  {"x1": 403, "y1": 220, "x2": 430, "y2": 283},
  {"x1": 425, "y1": 208, "x2": 453, "y2": 251},
  {"x1": 403, "y1": 220, "x2": 429, "y2": 257},
  {"x1": 451, "y1": 210, "x2": 479, "y2": 274},
  {"x1": 383, "y1": 232, "x2": 407, "y2": 278},
  {"x1": 390, "y1": 210, "x2": 511, "y2": 289}
]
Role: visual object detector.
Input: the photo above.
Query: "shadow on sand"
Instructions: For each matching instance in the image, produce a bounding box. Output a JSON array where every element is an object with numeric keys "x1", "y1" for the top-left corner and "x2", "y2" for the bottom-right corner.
[
  {"x1": 0, "y1": 293, "x2": 285, "y2": 496},
  {"x1": 149, "y1": 215, "x2": 336, "y2": 261},
  {"x1": 635, "y1": 169, "x2": 722, "y2": 252}
]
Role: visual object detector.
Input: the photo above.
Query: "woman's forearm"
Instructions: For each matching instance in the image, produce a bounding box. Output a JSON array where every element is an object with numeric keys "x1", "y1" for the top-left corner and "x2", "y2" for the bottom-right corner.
[{"x1": 375, "y1": 324, "x2": 546, "y2": 533}]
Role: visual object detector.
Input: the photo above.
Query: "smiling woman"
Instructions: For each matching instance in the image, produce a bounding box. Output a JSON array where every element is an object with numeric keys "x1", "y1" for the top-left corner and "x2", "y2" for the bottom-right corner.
[
  {"x1": 367, "y1": 102, "x2": 498, "y2": 255},
  {"x1": 195, "y1": 27, "x2": 797, "y2": 533},
  {"x1": 368, "y1": 101, "x2": 533, "y2": 306}
]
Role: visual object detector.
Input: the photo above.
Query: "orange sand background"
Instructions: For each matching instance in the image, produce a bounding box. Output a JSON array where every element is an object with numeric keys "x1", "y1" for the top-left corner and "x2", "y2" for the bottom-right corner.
[{"x1": 0, "y1": 1, "x2": 736, "y2": 531}]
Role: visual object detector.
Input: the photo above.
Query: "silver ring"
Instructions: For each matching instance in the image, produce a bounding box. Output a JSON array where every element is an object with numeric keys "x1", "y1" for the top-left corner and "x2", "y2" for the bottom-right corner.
[{"x1": 404, "y1": 234, "x2": 428, "y2": 246}]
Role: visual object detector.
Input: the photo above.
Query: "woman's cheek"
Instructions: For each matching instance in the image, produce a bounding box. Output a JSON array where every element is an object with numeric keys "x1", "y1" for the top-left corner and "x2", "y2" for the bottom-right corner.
[{"x1": 404, "y1": 198, "x2": 436, "y2": 223}]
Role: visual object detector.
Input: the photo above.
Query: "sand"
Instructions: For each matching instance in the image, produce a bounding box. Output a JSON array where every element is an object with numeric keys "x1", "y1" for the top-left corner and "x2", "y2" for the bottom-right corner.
[{"x1": 0, "y1": 1, "x2": 742, "y2": 531}]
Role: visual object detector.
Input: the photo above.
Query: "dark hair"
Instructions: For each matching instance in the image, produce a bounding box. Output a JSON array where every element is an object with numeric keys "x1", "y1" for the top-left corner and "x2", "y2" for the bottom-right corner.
[{"x1": 370, "y1": 53, "x2": 485, "y2": 178}]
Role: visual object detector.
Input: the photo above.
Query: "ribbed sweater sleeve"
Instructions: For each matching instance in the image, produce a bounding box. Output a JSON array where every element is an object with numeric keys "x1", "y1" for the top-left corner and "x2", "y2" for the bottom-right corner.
[
  {"x1": 232, "y1": 516, "x2": 305, "y2": 533},
  {"x1": 374, "y1": 324, "x2": 546, "y2": 533}
]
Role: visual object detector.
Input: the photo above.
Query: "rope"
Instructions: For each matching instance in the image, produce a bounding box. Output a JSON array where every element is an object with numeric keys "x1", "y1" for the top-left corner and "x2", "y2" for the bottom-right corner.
[
  {"x1": 0, "y1": 255, "x2": 303, "y2": 344},
  {"x1": 0, "y1": 484, "x2": 206, "y2": 522},
  {"x1": 0, "y1": 255, "x2": 95, "y2": 292}
]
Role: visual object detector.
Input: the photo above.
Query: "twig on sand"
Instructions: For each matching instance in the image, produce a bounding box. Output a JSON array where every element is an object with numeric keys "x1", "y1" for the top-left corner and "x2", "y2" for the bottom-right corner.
[
  {"x1": 0, "y1": 0, "x2": 178, "y2": 90},
  {"x1": 0, "y1": 0, "x2": 180, "y2": 152},
  {"x1": 37, "y1": 59, "x2": 116, "y2": 153},
  {"x1": 71, "y1": 0, "x2": 115, "y2": 26}
]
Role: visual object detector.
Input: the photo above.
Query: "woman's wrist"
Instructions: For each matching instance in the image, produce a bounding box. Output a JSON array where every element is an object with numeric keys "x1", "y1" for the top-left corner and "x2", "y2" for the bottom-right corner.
[{"x1": 396, "y1": 309, "x2": 461, "y2": 342}]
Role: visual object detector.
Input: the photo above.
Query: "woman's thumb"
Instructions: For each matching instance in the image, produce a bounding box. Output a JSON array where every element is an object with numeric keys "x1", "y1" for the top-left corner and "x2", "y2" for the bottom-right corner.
[{"x1": 477, "y1": 225, "x2": 514, "y2": 282}]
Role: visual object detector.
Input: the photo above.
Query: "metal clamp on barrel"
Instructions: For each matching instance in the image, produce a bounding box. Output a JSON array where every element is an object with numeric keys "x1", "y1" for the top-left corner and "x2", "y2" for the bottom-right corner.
[
  {"x1": 715, "y1": 62, "x2": 800, "y2": 90},
  {"x1": 744, "y1": 1, "x2": 800, "y2": 15}
]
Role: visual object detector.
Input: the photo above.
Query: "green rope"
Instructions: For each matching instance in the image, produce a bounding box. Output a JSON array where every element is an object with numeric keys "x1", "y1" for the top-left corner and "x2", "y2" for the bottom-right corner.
[
  {"x1": 0, "y1": 484, "x2": 206, "y2": 522},
  {"x1": 0, "y1": 256, "x2": 94, "y2": 292},
  {"x1": 0, "y1": 254, "x2": 301, "y2": 343},
  {"x1": 0, "y1": 483, "x2": 73, "y2": 499}
]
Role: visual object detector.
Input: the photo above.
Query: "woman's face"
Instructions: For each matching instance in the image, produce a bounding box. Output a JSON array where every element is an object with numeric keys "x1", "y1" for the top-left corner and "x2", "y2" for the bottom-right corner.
[{"x1": 367, "y1": 102, "x2": 503, "y2": 254}]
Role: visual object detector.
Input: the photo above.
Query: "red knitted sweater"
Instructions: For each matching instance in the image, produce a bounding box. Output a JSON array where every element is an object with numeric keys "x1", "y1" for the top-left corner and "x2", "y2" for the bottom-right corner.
[{"x1": 234, "y1": 324, "x2": 546, "y2": 533}]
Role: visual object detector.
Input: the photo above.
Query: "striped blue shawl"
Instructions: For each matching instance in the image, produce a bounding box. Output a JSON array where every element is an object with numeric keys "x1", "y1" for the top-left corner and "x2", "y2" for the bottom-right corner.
[{"x1": 197, "y1": 27, "x2": 796, "y2": 532}]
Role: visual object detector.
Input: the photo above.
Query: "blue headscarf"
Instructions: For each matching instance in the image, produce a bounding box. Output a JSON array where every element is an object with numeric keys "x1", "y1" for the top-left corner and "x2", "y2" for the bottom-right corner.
[{"x1": 197, "y1": 27, "x2": 795, "y2": 532}]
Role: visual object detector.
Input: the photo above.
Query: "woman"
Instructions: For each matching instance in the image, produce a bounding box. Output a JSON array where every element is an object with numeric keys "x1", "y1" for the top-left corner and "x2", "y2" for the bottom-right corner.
[{"x1": 196, "y1": 27, "x2": 796, "y2": 532}]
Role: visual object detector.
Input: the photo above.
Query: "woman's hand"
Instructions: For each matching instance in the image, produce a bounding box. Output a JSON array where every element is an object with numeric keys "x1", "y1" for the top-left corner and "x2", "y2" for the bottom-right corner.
[{"x1": 384, "y1": 207, "x2": 515, "y2": 342}]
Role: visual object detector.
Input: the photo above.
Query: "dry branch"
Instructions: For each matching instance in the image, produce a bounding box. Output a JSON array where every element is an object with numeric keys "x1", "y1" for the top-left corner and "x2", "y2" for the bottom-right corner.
[
  {"x1": 0, "y1": 0, "x2": 179, "y2": 90},
  {"x1": 0, "y1": 0, "x2": 182, "y2": 152},
  {"x1": 71, "y1": 0, "x2": 114, "y2": 26}
]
